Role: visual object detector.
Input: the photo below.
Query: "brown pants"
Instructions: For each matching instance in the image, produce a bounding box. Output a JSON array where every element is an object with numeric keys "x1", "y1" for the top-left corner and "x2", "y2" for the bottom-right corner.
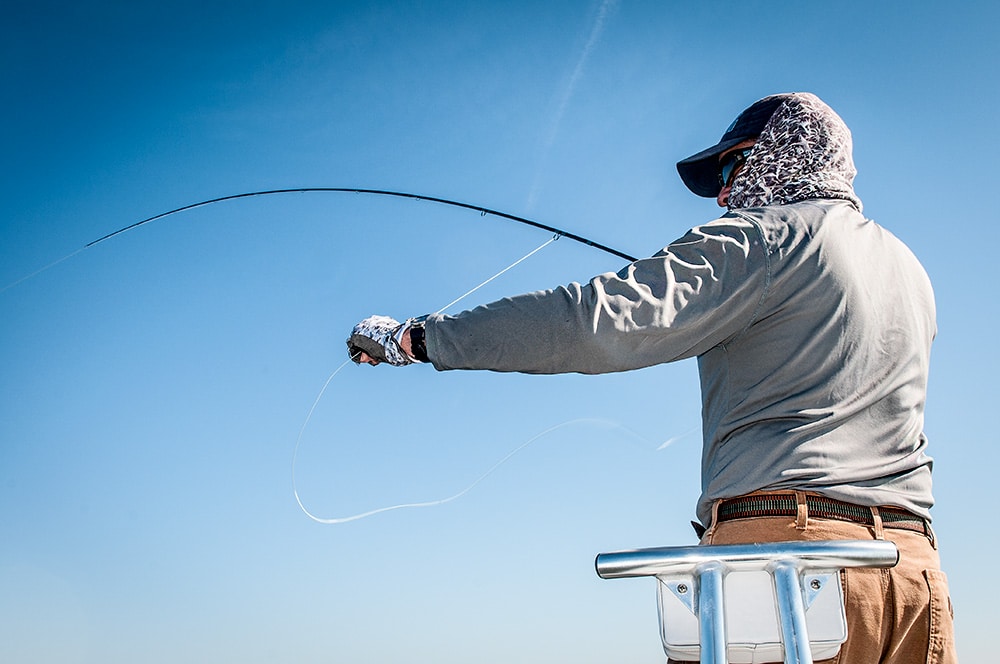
[{"x1": 670, "y1": 498, "x2": 957, "y2": 663}]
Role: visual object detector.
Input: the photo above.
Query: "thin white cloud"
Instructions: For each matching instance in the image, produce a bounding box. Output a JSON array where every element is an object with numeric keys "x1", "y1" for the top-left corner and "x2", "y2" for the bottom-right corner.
[{"x1": 526, "y1": 0, "x2": 619, "y2": 210}]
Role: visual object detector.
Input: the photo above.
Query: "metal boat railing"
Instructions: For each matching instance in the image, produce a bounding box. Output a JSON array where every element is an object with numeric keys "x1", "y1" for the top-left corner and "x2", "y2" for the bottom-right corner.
[{"x1": 595, "y1": 540, "x2": 898, "y2": 664}]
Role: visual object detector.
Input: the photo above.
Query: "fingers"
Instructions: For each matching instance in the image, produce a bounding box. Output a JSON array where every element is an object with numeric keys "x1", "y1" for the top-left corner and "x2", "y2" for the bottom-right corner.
[
  {"x1": 347, "y1": 347, "x2": 380, "y2": 365},
  {"x1": 358, "y1": 351, "x2": 380, "y2": 366}
]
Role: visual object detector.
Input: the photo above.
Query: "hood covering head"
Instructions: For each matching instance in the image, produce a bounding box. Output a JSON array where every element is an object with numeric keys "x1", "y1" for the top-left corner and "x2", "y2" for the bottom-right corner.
[
  {"x1": 727, "y1": 93, "x2": 862, "y2": 212},
  {"x1": 676, "y1": 92, "x2": 863, "y2": 212}
]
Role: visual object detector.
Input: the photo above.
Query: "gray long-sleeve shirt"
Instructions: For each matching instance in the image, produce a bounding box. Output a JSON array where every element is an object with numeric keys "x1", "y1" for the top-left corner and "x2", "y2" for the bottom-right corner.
[{"x1": 424, "y1": 200, "x2": 936, "y2": 526}]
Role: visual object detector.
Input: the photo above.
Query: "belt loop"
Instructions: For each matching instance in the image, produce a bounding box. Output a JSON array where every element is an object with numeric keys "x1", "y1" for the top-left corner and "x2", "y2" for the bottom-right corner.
[
  {"x1": 703, "y1": 499, "x2": 723, "y2": 543},
  {"x1": 794, "y1": 491, "x2": 808, "y2": 530},
  {"x1": 926, "y1": 521, "x2": 938, "y2": 549},
  {"x1": 870, "y1": 506, "x2": 885, "y2": 540}
]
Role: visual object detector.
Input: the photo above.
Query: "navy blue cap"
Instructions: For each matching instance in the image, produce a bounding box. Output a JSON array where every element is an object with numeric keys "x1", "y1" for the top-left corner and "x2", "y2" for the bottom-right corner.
[{"x1": 676, "y1": 95, "x2": 789, "y2": 197}]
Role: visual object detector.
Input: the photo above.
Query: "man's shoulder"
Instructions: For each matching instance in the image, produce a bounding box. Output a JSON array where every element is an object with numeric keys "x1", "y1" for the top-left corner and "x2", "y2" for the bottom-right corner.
[{"x1": 728, "y1": 199, "x2": 862, "y2": 224}]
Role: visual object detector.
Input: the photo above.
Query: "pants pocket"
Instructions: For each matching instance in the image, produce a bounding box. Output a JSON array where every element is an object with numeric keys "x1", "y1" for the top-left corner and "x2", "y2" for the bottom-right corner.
[{"x1": 923, "y1": 569, "x2": 956, "y2": 664}]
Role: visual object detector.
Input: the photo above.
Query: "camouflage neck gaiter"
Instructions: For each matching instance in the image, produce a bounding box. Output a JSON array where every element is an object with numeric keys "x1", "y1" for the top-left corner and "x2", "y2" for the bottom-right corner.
[{"x1": 728, "y1": 93, "x2": 863, "y2": 213}]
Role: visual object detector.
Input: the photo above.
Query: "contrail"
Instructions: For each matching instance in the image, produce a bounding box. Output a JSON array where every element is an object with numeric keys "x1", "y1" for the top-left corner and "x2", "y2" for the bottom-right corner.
[{"x1": 526, "y1": 0, "x2": 619, "y2": 210}]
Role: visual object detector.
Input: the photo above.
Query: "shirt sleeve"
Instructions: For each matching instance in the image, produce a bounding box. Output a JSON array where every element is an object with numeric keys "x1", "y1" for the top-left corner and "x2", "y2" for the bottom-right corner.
[{"x1": 424, "y1": 215, "x2": 771, "y2": 374}]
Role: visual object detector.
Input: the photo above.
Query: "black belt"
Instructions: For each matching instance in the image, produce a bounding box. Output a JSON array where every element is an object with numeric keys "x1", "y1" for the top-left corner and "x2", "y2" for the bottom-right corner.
[{"x1": 716, "y1": 493, "x2": 932, "y2": 537}]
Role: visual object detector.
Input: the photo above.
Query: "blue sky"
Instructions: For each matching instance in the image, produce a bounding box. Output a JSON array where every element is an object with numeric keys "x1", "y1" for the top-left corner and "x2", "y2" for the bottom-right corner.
[{"x1": 2, "y1": 1, "x2": 998, "y2": 662}]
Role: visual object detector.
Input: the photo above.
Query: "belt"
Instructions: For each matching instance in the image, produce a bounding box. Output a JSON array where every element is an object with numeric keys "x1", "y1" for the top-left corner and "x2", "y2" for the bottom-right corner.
[{"x1": 716, "y1": 493, "x2": 932, "y2": 537}]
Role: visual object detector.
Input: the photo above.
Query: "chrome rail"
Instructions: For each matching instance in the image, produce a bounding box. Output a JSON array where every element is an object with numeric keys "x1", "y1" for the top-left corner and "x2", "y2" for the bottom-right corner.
[{"x1": 595, "y1": 540, "x2": 898, "y2": 664}]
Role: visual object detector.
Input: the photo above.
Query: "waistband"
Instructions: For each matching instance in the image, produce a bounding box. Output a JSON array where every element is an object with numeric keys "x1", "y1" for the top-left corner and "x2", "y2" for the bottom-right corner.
[{"x1": 715, "y1": 493, "x2": 932, "y2": 537}]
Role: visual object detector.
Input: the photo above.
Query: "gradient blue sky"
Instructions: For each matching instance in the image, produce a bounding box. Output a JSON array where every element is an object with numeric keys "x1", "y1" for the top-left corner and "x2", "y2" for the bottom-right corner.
[{"x1": 2, "y1": 2, "x2": 998, "y2": 662}]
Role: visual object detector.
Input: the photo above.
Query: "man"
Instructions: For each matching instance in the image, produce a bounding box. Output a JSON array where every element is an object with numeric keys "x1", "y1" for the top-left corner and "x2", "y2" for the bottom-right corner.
[{"x1": 348, "y1": 93, "x2": 956, "y2": 662}]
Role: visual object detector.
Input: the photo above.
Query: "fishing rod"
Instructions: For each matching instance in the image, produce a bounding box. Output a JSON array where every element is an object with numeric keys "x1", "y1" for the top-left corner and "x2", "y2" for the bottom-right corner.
[
  {"x1": 0, "y1": 188, "x2": 639, "y2": 295},
  {"x1": 85, "y1": 188, "x2": 639, "y2": 262}
]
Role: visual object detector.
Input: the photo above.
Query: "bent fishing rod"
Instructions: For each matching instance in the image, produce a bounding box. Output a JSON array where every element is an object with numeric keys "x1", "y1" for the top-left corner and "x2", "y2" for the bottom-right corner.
[
  {"x1": 1, "y1": 188, "x2": 639, "y2": 295},
  {"x1": 86, "y1": 188, "x2": 639, "y2": 261}
]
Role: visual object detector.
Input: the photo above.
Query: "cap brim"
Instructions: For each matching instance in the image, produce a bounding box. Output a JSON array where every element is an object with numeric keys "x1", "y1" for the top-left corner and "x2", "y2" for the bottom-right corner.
[{"x1": 676, "y1": 136, "x2": 749, "y2": 198}]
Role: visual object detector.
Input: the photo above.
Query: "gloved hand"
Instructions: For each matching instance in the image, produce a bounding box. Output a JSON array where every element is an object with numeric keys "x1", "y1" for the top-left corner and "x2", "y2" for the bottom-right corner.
[{"x1": 346, "y1": 315, "x2": 412, "y2": 366}]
